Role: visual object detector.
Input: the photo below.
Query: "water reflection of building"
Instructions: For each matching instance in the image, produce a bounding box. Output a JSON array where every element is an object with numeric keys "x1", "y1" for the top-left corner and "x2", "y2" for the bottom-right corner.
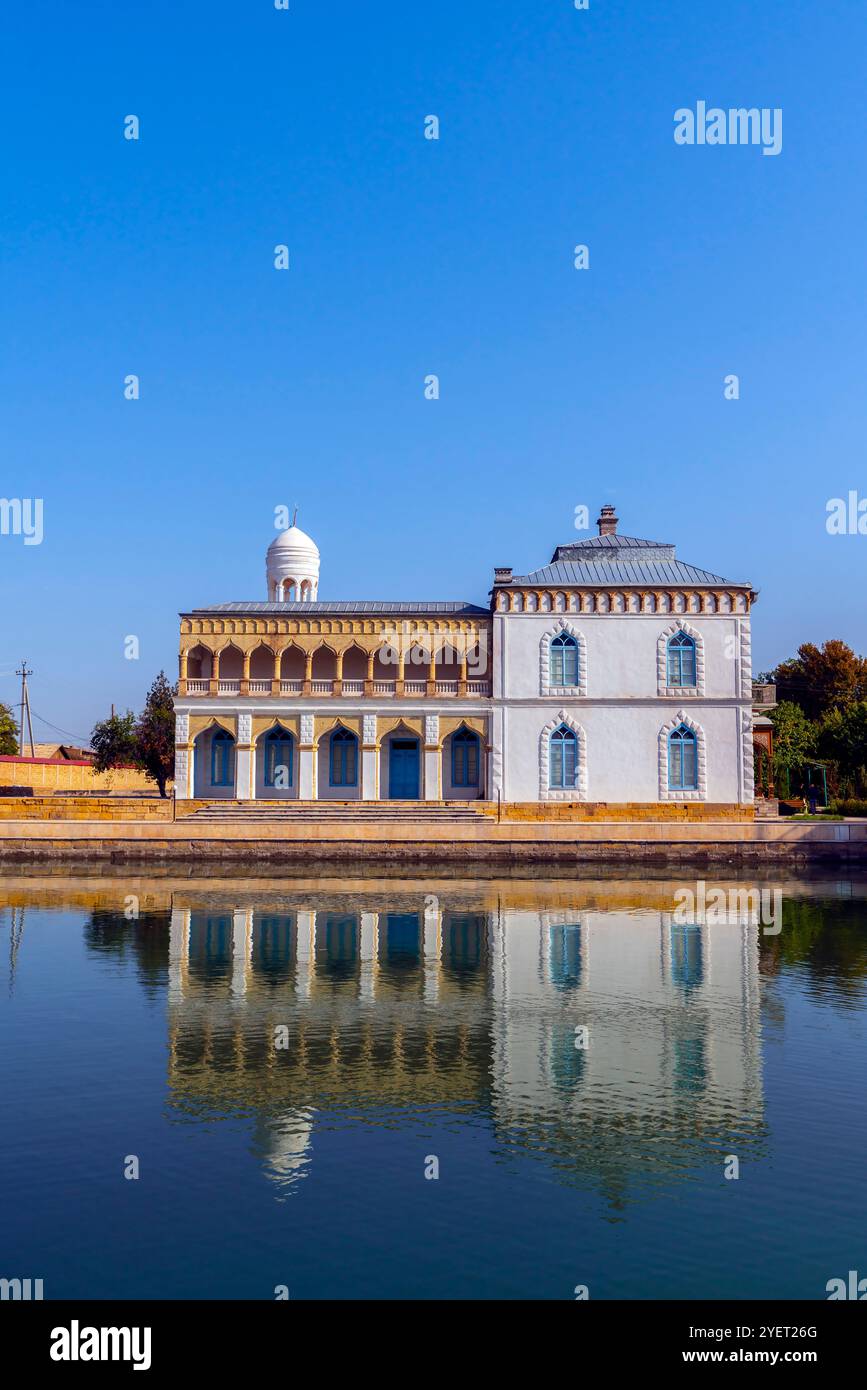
[{"x1": 164, "y1": 883, "x2": 765, "y2": 1199}]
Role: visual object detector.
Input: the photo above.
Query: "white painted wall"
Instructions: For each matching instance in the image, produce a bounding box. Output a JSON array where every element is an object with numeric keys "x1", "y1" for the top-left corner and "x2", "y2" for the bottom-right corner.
[
  {"x1": 497, "y1": 612, "x2": 751, "y2": 803},
  {"x1": 503, "y1": 703, "x2": 743, "y2": 802}
]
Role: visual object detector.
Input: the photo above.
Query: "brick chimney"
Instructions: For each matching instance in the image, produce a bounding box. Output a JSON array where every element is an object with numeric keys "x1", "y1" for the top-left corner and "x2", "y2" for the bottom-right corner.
[{"x1": 597, "y1": 505, "x2": 618, "y2": 537}]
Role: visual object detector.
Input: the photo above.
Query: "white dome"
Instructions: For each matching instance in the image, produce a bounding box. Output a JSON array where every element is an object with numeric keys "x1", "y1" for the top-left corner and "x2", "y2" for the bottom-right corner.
[{"x1": 266, "y1": 523, "x2": 320, "y2": 601}]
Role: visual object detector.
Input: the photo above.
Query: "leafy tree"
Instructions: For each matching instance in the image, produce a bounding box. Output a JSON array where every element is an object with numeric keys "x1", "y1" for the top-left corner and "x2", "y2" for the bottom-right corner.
[
  {"x1": 817, "y1": 701, "x2": 867, "y2": 794},
  {"x1": 134, "y1": 672, "x2": 176, "y2": 798},
  {"x1": 0, "y1": 702, "x2": 19, "y2": 756},
  {"x1": 90, "y1": 711, "x2": 138, "y2": 773},
  {"x1": 769, "y1": 701, "x2": 816, "y2": 790},
  {"x1": 767, "y1": 640, "x2": 867, "y2": 720}
]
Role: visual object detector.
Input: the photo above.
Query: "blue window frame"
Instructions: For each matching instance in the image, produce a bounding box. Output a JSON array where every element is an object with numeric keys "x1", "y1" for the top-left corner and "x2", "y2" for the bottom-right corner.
[
  {"x1": 264, "y1": 728, "x2": 293, "y2": 787},
  {"x1": 668, "y1": 723, "x2": 698, "y2": 790},
  {"x1": 550, "y1": 632, "x2": 579, "y2": 686},
  {"x1": 330, "y1": 728, "x2": 358, "y2": 787},
  {"x1": 667, "y1": 631, "x2": 697, "y2": 687},
  {"x1": 210, "y1": 729, "x2": 235, "y2": 787},
  {"x1": 452, "y1": 728, "x2": 480, "y2": 787},
  {"x1": 549, "y1": 724, "x2": 579, "y2": 789}
]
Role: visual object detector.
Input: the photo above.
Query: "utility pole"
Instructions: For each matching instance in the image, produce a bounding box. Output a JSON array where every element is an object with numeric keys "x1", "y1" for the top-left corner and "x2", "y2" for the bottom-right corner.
[{"x1": 15, "y1": 661, "x2": 35, "y2": 757}]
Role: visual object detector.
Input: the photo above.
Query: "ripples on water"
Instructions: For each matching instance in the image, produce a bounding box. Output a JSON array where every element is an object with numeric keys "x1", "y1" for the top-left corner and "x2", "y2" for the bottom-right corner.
[{"x1": 1, "y1": 867, "x2": 865, "y2": 1299}]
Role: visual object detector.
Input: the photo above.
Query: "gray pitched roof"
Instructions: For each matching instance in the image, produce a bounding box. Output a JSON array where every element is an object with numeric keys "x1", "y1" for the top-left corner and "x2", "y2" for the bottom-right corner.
[
  {"x1": 506, "y1": 559, "x2": 750, "y2": 587},
  {"x1": 185, "y1": 601, "x2": 490, "y2": 616}
]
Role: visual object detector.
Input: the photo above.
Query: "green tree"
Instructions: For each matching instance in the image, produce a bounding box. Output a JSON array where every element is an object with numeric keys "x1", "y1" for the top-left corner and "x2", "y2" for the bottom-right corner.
[
  {"x1": 767, "y1": 640, "x2": 867, "y2": 720},
  {"x1": 817, "y1": 701, "x2": 867, "y2": 794},
  {"x1": 769, "y1": 701, "x2": 816, "y2": 794},
  {"x1": 90, "y1": 711, "x2": 138, "y2": 773},
  {"x1": 0, "y1": 702, "x2": 19, "y2": 756},
  {"x1": 134, "y1": 672, "x2": 176, "y2": 798}
]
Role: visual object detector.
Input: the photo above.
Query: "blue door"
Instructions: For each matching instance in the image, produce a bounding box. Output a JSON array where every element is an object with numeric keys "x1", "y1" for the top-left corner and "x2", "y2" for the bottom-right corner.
[{"x1": 389, "y1": 739, "x2": 420, "y2": 799}]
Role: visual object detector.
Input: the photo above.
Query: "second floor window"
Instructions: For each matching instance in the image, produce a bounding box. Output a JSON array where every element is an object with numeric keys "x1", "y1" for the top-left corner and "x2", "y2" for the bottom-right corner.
[
  {"x1": 667, "y1": 631, "x2": 697, "y2": 687},
  {"x1": 550, "y1": 632, "x2": 579, "y2": 686}
]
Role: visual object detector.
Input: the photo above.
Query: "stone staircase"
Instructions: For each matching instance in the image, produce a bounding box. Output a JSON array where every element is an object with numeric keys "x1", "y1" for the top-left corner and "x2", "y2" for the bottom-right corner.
[{"x1": 183, "y1": 800, "x2": 489, "y2": 824}]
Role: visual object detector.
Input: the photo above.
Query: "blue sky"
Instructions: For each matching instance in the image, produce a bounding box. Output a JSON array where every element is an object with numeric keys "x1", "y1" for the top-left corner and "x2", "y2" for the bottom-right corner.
[{"x1": 1, "y1": 0, "x2": 865, "y2": 738}]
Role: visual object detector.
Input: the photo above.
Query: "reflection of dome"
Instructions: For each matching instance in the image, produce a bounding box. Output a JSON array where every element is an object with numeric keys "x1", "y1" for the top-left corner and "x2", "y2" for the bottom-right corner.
[
  {"x1": 253, "y1": 1108, "x2": 315, "y2": 1194},
  {"x1": 266, "y1": 523, "x2": 320, "y2": 601}
]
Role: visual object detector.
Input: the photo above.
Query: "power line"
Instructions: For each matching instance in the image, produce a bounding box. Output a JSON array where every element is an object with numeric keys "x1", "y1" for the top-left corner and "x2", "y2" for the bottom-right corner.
[{"x1": 29, "y1": 710, "x2": 93, "y2": 746}]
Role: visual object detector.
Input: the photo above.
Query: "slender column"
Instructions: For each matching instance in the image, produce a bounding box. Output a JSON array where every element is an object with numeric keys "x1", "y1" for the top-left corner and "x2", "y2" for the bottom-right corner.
[
  {"x1": 334, "y1": 648, "x2": 344, "y2": 698},
  {"x1": 299, "y1": 713, "x2": 316, "y2": 799},
  {"x1": 459, "y1": 652, "x2": 468, "y2": 696},
  {"x1": 364, "y1": 649, "x2": 375, "y2": 698},
  {"x1": 303, "y1": 651, "x2": 313, "y2": 697},
  {"x1": 423, "y1": 899, "x2": 442, "y2": 1004},
  {"x1": 271, "y1": 646, "x2": 281, "y2": 697},
  {"x1": 424, "y1": 714, "x2": 440, "y2": 801},
  {"x1": 174, "y1": 713, "x2": 193, "y2": 800},
  {"x1": 396, "y1": 650, "x2": 405, "y2": 698},
  {"x1": 361, "y1": 714, "x2": 378, "y2": 801},
  {"x1": 241, "y1": 649, "x2": 251, "y2": 696},
  {"x1": 426, "y1": 652, "x2": 436, "y2": 697},
  {"x1": 209, "y1": 648, "x2": 221, "y2": 695},
  {"x1": 235, "y1": 713, "x2": 255, "y2": 800},
  {"x1": 231, "y1": 909, "x2": 253, "y2": 998},
  {"x1": 359, "y1": 912, "x2": 379, "y2": 1001},
  {"x1": 178, "y1": 649, "x2": 188, "y2": 697},
  {"x1": 295, "y1": 910, "x2": 316, "y2": 998},
  {"x1": 169, "y1": 908, "x2": 190, "y2": 1004}
]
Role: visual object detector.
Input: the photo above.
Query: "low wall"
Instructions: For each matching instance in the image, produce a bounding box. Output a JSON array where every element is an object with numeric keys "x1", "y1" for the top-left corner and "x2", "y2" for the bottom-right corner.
[
  {"x1": 499, "y1": 802, "x2": 755, "y2": 822},
  {"x1": 0, "y1": 814, "x2": 863, "y2": 865},
  {"x1": 0, "y1": 757, "x2": 165, "y2": 795},
  {"x1": 0, "y1": 796, "x2": 172, "y2": 821}
]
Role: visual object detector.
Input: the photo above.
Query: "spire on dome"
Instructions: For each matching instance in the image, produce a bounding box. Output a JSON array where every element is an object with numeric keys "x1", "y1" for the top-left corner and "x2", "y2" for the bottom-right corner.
[{"x1": 266, "y1": 516, "x2": 320, "y2": 602}]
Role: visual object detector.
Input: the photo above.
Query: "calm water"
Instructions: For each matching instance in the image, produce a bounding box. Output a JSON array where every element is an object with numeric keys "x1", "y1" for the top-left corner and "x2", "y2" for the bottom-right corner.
[{"x1": 1, "y1": 866, "x2": 865, "y2": 1301}]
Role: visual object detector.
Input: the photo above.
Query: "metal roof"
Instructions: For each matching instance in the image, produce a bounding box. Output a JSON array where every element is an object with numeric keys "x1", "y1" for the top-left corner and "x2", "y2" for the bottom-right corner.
[
  {"x1": 554, "y1": 533, "x2": 673, "y2": 552},
  {"x1": 505, "y1": 559, "x2": 750, "y2": 587},
  {"x1": 186, "y1": 601, "x2": 490, "y2": 616}
]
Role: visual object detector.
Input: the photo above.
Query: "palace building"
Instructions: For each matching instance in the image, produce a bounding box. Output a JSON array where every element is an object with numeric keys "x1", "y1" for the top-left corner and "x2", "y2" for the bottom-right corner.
[{"x1": 173, "y1": 506, "x2": 757, "y2": 807}]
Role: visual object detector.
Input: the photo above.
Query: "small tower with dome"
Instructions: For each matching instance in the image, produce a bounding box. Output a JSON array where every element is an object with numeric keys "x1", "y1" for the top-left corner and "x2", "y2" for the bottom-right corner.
[{"x1": 266, "y1": 517, "x2": 320, "y2": 602}]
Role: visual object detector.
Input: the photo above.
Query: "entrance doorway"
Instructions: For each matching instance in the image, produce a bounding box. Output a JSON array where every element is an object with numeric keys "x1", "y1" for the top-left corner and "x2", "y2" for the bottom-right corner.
[{"x1": 388, "y1": 738, "x2": 420, "y2": 799}]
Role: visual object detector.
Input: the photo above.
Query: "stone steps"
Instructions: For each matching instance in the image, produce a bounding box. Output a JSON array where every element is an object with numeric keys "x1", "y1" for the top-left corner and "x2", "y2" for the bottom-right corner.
[{"x1": 184, "y1": 802, "x2": 487, "y2": 823}]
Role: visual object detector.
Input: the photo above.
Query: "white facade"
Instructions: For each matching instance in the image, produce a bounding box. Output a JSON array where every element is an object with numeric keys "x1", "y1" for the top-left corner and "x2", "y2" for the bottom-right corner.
[{"x1": 175, "y1": 507, "x2": 756, "y2": 806}]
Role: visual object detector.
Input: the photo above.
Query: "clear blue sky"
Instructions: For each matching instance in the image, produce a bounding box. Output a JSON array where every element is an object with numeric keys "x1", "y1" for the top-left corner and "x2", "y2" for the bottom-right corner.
[{"x1": 1, "y1": 0, "x2": 865, "y2": 740}]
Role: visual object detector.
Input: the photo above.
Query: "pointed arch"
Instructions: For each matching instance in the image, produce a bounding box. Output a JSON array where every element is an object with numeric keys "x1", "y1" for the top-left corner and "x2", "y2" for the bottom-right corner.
[
  {"x1": 539, "y1": 710, "x2": 588, "y2": 801},
  {"x1": 658, "y1": 710, "x2": 707, "y2": 801},
  {"x1": 256, "y1": 721, "x2": 296, "y2": 796},
  {"x1": 540, "y1": 619, "x2": 587, "y2": 697},
  {"x1": 657, "y1": 620, "x2": 705, "y2": 696}
]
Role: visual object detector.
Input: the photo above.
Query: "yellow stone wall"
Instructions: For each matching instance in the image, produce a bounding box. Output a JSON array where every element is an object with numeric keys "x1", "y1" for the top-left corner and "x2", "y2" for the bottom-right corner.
[{"x1": 0, "y1": 759, "x2": 166, "y2": 795}]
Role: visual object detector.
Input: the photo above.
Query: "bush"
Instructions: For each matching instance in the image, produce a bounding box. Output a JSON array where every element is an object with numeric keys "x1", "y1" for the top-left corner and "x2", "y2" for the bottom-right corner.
[{"x1": 829, "y1": 799, "x2": 867, "y2": 818}]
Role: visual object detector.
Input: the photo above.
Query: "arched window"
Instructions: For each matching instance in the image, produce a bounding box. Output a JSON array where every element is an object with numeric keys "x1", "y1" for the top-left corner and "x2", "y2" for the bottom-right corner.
[
  {"x1": 264, "y1": 728, "x2": 293, "y2": 787},
  {"x1": 668, "y1": 723, "x2": 698, "y2": 790},
  {"x1": 330, "y1": 728, "x2": 358, "y2": 787},
  {"x1": 550, "y1": 632, "x2": 579, "y2": 687},
  {"x1": 210, "y1": 729, "x2": 235, "y2": 787},
  {"x1": 667, "y1": 631, "x2": 697, "y2": 687},
  {"x1": 452, "y1": 728, "x2": 480, "y2": 787},
  {"x1": 549, "y1": 724, "x2": 579, "y2": 790}
]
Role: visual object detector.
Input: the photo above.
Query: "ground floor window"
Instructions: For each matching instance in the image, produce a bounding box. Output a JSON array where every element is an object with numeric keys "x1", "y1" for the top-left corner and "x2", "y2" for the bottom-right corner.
[
  {"x1": 452, "y1": 728, "x2": 480, "y2": 787},
  {"x1": 210, "y1": 730, "x2": 235, "y2": 786},
  {"x1": 549, "y1": 724, "x2": 578, "y2": 789},
  {"x1": 668, "y1": 723, "x2": 698, "y2": 790},
  {"x1": 330, "y1": 728, "x2": 358, "y2": 787},
  {"x1": 264, "y1": 729, "x2": 293, "y2": 786}
]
